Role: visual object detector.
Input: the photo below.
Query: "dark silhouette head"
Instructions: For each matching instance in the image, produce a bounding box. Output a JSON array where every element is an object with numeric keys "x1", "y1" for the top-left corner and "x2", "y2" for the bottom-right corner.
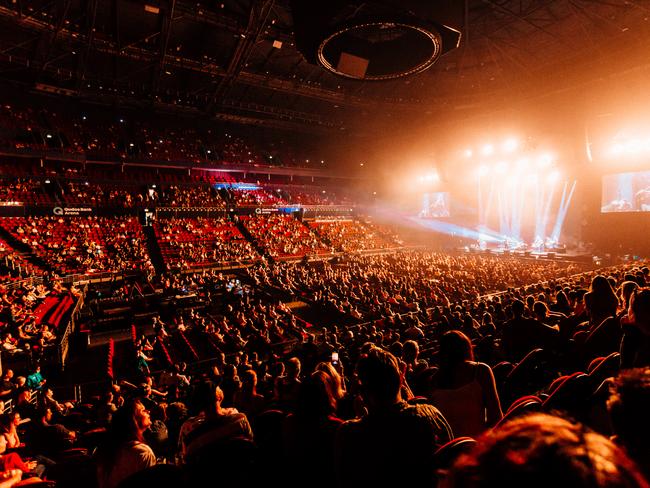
[
  {"x1": 356, "y1": 346, "x2": 402, "y2": 407},
  {"x1": 447, "y1": 413, "x2": 648, "y2": 488}
]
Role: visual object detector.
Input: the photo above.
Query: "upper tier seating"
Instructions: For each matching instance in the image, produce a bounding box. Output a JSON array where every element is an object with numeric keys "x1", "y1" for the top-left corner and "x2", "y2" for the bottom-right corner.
[{"x1": 0, "y1": 178, "x2": 54, "y2": 206}]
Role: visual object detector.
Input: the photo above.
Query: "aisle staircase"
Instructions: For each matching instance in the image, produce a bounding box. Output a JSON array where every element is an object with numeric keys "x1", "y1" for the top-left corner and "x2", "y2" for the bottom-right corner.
[
  {"x1": 0, "y1": 225, "x2": 54, "y2": 273},
  {"x1": 234, "y1": 218, "x2": 270, "y2": 261},
  {"x1": 307, "y1": 222, "x2": 333, "y2": 249},
  {"x1": 143, "y1": 225, "x2": 166, "y2": 275}
]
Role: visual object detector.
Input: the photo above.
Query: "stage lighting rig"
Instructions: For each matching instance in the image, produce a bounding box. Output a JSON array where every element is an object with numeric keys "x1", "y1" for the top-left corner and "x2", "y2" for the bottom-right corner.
[
  {"x1": 481, "y1": 144, "x2": 495, "y2": 156},
  {"x1": 503, "y1": 138, "x2": 519, "y2": 152},
  {"x1": 289, "y1": 0, "x2": 461, "y2": 80}
]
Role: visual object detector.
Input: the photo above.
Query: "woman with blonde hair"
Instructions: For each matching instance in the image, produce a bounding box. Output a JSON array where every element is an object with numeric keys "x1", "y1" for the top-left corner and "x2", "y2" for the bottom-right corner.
[{"x1": 315, "y1": 361, "x2": 346, "y2": 401}]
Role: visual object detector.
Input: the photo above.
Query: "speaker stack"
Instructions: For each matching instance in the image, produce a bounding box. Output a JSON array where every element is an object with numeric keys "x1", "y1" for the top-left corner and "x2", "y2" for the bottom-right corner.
[{"x1": 290, "y1": 0, "x2": 462, "y2": 80}]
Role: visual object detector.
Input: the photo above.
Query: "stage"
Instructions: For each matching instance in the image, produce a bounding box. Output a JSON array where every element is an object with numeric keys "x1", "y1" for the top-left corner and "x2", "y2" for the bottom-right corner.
[{"x1": 460, "y1": 243, "x2": 596, "y2": 264}]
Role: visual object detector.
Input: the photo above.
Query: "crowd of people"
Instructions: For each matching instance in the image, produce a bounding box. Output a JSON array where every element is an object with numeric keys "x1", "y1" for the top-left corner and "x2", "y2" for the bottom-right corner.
[
  {"x1": 168, "y1": 260, "x2": 649, "y2": 485},
  {"x1": 0, "y1": 217, "x2": 154, "y2": 276},
  {"x1": 247, "y1": 252, "x2": 585, "y2": 321},
  {"x1": 240, "y1": 214, "x2": 331, "y2": 257},
  {"x1": 154, "y1": 218, "x2": 258, "y2": 271},
  {"x1": 61, "y1": 182, "x2": 154, "y2": 208},
  {"x1": 157, "y1": 186, "x2": 224, "y2": 208},
  {"x1": 287, "y1": 190, "x2": 349, "y2": 206},
  {"x1": 4, "y1": 65, "x2": 650, "y2": 488},
  {"x1": 310, "y1": 219, "x2": 402, "y2": 251},
  {"x1": 0, "y1": 179, "x2": 52, "y2": 206},
  {"x1": 0, "y1": 174, "x2": 352, "y2": 211},
  {"x1": 17, "y1": 256, "x2": 650, "y2": 487},
  {"x1": 0, "y1": 276, "x2": 79, "y2": 361},
  {"x1": 0, "y1": 212, "x2": 406, "y2": 279},
  {"x1": 0, "y1": 238, "x2": 42, "y2": 280},
  {"x1": 0, "y1": 101, "x2": 325, "y2": 169},
  {"x1": 0, "y1": 242, "x2": 648, "y2": 487},
  {"x1": 0, "y1": 157, "x2": 649, "y2": 487},
  {"x1": 227, "y1": 189, "x2": 287, "y2": 206}
]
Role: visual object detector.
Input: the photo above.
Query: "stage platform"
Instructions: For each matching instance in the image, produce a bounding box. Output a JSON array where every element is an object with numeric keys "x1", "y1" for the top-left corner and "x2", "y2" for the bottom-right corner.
[{"x1": 460, "y1": 246, "x2": 595, "y2": 263}]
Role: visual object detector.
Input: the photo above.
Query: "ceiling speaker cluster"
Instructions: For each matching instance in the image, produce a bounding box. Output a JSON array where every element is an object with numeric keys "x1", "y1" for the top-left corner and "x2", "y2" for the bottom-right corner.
[{"x1": 290, "y1": 0, "x2": 462, "y2": 80}]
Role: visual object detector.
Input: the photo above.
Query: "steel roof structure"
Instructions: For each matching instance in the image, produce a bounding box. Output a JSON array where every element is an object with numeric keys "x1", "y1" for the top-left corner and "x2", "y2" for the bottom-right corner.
[{"x1": 0, "y1": 0, "x2": 649, "y2": 134}]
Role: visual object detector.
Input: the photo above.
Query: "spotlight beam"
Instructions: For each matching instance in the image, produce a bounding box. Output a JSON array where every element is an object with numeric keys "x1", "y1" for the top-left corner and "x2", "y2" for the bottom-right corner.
[
  {"x1": 513, "y1": 182, "x2": 526, "y2": 240},
  {"x1": 534, "y1": 183, "x2": 544, "y2": 244},
  {"x1": 484, "y1": 178, "x2": 496, "y2": 226},
  {"x1": 497, "y1": 189, "x2": 509, "y2": 238},
  {"x1": 541, "y1": 181, "x2": 557, "y2": 243},
  {"x1": 550, "y1": 180, "x2": 576, "y2": 243},
  {"x1": 409, "y1": 217, "x2": 503, "y2": 242}
]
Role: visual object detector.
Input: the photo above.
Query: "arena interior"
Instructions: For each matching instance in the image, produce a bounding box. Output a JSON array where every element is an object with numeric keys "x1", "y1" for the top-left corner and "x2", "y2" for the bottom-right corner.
[{"x1": 0, "y1": 1, "x2": 649, "y2": 487}]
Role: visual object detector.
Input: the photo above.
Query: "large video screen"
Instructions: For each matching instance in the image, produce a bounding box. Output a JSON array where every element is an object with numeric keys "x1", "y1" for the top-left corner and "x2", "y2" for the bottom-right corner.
[
  {"x1": 419, "y1": 192, "x2": 450, "y2": 218},
  {"x1": 602, "y1": 170, "x2": 650, "y2": 212}
]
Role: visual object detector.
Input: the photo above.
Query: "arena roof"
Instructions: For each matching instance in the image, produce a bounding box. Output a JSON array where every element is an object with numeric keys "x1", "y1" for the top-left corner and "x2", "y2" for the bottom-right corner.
[{"x1": 0, "y1": 0, "x2": 649, "y2": 134}]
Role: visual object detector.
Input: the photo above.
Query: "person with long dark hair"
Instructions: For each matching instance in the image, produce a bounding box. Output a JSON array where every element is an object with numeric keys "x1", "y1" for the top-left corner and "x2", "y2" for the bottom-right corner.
[
  {"x1": 428, "y1": 330, "x2": 502, "y2": 438},
  {"x1": 585, "y1": 275, "x2": 619, "y2": 328},
  {"x1": 621, "y1": 288, "x2": 650, "y2": 369},
  {"x1": 95, "y1": 398, "x2": 156, "y2": 488},
  {"x1": 283, "y1": 371, "x2": 343, "y2": 488}
]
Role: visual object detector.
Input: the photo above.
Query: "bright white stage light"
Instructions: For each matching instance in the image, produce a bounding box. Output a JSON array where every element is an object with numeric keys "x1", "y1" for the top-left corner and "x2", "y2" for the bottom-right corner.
[
  {"x1": 526, "y1": 173, "x2": 539, "y2": 184},
  {"x1": 495, "y1": 161, "x2": 508, "y2": 174},
  {"x1": 547, "y1": 170, "x2": 560, "y2": 183},
  {"x1": 482, "y1": 144, "x2": 494, "y2": 156},
  {"x1": 477, "y1": 165, "x2": 490, "y2": 177},
  {"x1": 515, "y1": 157, "x2": 529, "y2": 172},
  {"x1": 609, "y1": 143, "x2": 624, "y2": 156},
  {"x1": 421, "y1": 172, "x2": 439, "y2": 183},
  {"x1": 505, "y1": 175, "x2": 519, "y2": 186},
  {"x1": 464, "y1": 149, "x2": 473, "y2": 158},
  {"x1": 608, "y1": 138, "x2": 650, "y2": 157},
  {"x1": 537, "y1": 153, "x2": 554, "y2": 168},
  {"x1": 503, "y1": 138, "x2": 519, "y2": 152}
]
